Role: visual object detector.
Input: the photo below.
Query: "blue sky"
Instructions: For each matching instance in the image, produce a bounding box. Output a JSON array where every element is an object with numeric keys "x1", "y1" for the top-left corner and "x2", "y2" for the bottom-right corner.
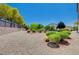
[{"x1": 8, "y1": 3, "x2": 77, "y2": 26}]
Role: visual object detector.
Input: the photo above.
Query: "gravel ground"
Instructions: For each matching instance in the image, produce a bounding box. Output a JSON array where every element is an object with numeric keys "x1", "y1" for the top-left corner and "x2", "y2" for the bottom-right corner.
[{"x1": 0, "y1": 31, "x2": 79, "y2": 55}]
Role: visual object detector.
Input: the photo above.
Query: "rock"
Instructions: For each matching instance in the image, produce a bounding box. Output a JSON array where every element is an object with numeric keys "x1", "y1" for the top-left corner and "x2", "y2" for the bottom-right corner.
[{"x1": 47, "y1": 42, "x2": 60, "y2": 48}]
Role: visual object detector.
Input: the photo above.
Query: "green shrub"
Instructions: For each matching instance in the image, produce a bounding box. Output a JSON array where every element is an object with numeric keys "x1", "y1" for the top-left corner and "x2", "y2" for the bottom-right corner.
[
  {"x1": 57, "y1": 21, "x2": 66, "y2": 29},
  {"x1": 48, "y1": 34, "x2": 61, "y2": 43},
  {"x1": 46, "y1": 31, "x2": 56, "y2": 36},
  {"x1": 37, "y1": 28, "x2": 44, "y2": 33},
  {"x1": 44, "y1": 25, "x2": 55, "y2": 31},
  {"x1": 30, "y1": 23, "x2": 44, "y2": 32},
  {"x1": 56, "y1": 32, "x2": 69, "y2": 39},
  {"x1": 62, "y1": 31, "x2": 71, "y2": 35}
]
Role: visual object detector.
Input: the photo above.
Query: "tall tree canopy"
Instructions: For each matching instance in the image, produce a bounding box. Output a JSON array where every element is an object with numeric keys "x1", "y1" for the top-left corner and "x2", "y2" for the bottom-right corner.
[
  {"x1": 0, "y1": 4, "x2": 26, "y2": 28},
  {"x1": 30, "y1": 23, "x2": 44, "y2": 31}
]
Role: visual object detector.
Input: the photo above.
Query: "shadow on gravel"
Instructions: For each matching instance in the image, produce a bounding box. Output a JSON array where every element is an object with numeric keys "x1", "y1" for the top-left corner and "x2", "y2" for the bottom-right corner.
[
  {"x1": 59, "y1": 40, "x2": 70, "y2": 46},
  {"x1": 47, "y1": 40, "x2": 70, "y2": 48},
  {"x1": 47, "y1": 42, "x2": 60, "y2": 48}
]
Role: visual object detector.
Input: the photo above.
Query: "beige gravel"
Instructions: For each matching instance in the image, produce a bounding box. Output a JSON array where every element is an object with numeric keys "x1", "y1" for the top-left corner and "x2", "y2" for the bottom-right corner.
[{"x1": 0, "y1": 31, "x2": 79, "y2": 55}]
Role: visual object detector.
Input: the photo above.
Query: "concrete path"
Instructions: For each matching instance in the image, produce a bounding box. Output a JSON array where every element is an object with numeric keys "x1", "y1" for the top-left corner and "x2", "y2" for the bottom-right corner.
[{"x1": 0, "y1": 31, "x2": 79, "y2": 55}]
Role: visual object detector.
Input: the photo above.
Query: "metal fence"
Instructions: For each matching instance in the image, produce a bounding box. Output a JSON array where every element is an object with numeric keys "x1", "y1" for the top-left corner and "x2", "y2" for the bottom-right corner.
[{"x1": 0, "y1": 17, "x2": 21, "y2": 28}]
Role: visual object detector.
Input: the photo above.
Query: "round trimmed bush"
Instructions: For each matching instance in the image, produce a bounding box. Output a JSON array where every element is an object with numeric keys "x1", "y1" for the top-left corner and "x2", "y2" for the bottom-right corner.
[{"x1": 48, "y1": 34, "x2": 61, "y2": 43}]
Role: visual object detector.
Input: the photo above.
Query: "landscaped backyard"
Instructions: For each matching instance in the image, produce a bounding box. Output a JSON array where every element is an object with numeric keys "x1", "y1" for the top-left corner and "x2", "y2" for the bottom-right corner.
[
  {"x1": 0, "y1": 31, "x2": 78, "y2": 55},
  {"x1": 0, "y1": 3, "x2": 79, "y2": 55}
]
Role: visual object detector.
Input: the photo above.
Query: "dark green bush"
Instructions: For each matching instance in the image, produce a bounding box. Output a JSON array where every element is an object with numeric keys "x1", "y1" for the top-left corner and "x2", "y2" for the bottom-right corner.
[
  {"x1": 57, "y1": 21, "x2": 66, "y2": 29},
  {"x1": 48, "y1": 34, "x2": 61, "y2": 43}
]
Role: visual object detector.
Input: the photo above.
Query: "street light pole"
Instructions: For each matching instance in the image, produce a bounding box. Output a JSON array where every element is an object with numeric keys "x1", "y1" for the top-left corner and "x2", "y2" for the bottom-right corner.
[{"x1": 77, "y1": 3, "x2": 79, "y2": 33}]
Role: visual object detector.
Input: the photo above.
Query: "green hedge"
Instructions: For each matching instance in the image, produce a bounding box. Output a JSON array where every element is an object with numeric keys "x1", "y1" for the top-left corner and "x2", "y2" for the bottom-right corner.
[{"x1": 46, "y1": 31, "x2": 71, "y2": 43}]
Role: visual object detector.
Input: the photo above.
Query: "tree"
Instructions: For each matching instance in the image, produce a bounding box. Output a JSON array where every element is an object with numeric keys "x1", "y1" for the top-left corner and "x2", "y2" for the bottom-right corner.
[
  {"x1": 73, "y1": 22, "x2": 78, "y2": 31},
  {"x1": 73, "y1": 26, "x2": 78, "y2": 31},
  {"x1": 45, "y1": 25, "x2": 55, "y2": 31},
  {"x1": 30, "y1": 23, "x2": 39, "y2": 32},
  {"x1": 30, "y1": 23, "x2": 44, "y2": 32},
  {"x1": 0, "y1": 4, "x2": 26, "y2": 28},
  {"x1": 0, "y1": 4, "x2": 12, "y2": 19},
  {"x1": 57, "y1": 21, "x2": 66, "y2": 29},
  {"x1": 38, "y1": 24, "x2": 44, "y2": 29},
  {"x1": 74, "y1": 21, "x2": 79, "y2": 25},
  {"x1": 22, "y1": 23, "x2": 28, "y2": 30}
]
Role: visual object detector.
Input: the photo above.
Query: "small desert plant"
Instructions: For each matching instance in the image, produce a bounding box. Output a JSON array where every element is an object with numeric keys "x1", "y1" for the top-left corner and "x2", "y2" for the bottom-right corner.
[{"x1": 47, "y1": 34, "x2": 61, "y2": 44}]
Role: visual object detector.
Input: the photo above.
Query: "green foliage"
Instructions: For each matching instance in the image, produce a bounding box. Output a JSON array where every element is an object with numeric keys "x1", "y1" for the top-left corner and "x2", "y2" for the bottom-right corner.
[
  {"x1": 74, "y1": 22, "x2": 79, "y2": 25},
  {"x1": 48, "y1": 34, "x2": 61, "y2": 43},
  {"x1": 46, "y1": 31, "x2": 70, "y2": 43},
  {"x1": 57, "y1": 21, "x2": 66, "y2": 29},
  {"x1": 38, "y1": 24, "x2": 44, "y2": 29},
  {"x1": 62, "y1": 31, "x2": 71, "y2": 35},
  {"x1": 46, "y1": 31, "x2": 56, "y2": 36},
  {"x1": 73, "y1": 26, "x2": 78, "y2": 31},
  {"x1": 30, "y1": 23, "x2": 44, "y2": 32},
  {"x1": 22, "y1": 24, "x2": 28, "y2": 30},
  {"x1": 0, "y1": 4, "x2": 26, "y2": 28},
  {"x1": 44, "y1": 25, "x2": 55, "y2": 31},
  {"x1": 56, "y1": 31, "x2": 69, "y2": 39}
]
